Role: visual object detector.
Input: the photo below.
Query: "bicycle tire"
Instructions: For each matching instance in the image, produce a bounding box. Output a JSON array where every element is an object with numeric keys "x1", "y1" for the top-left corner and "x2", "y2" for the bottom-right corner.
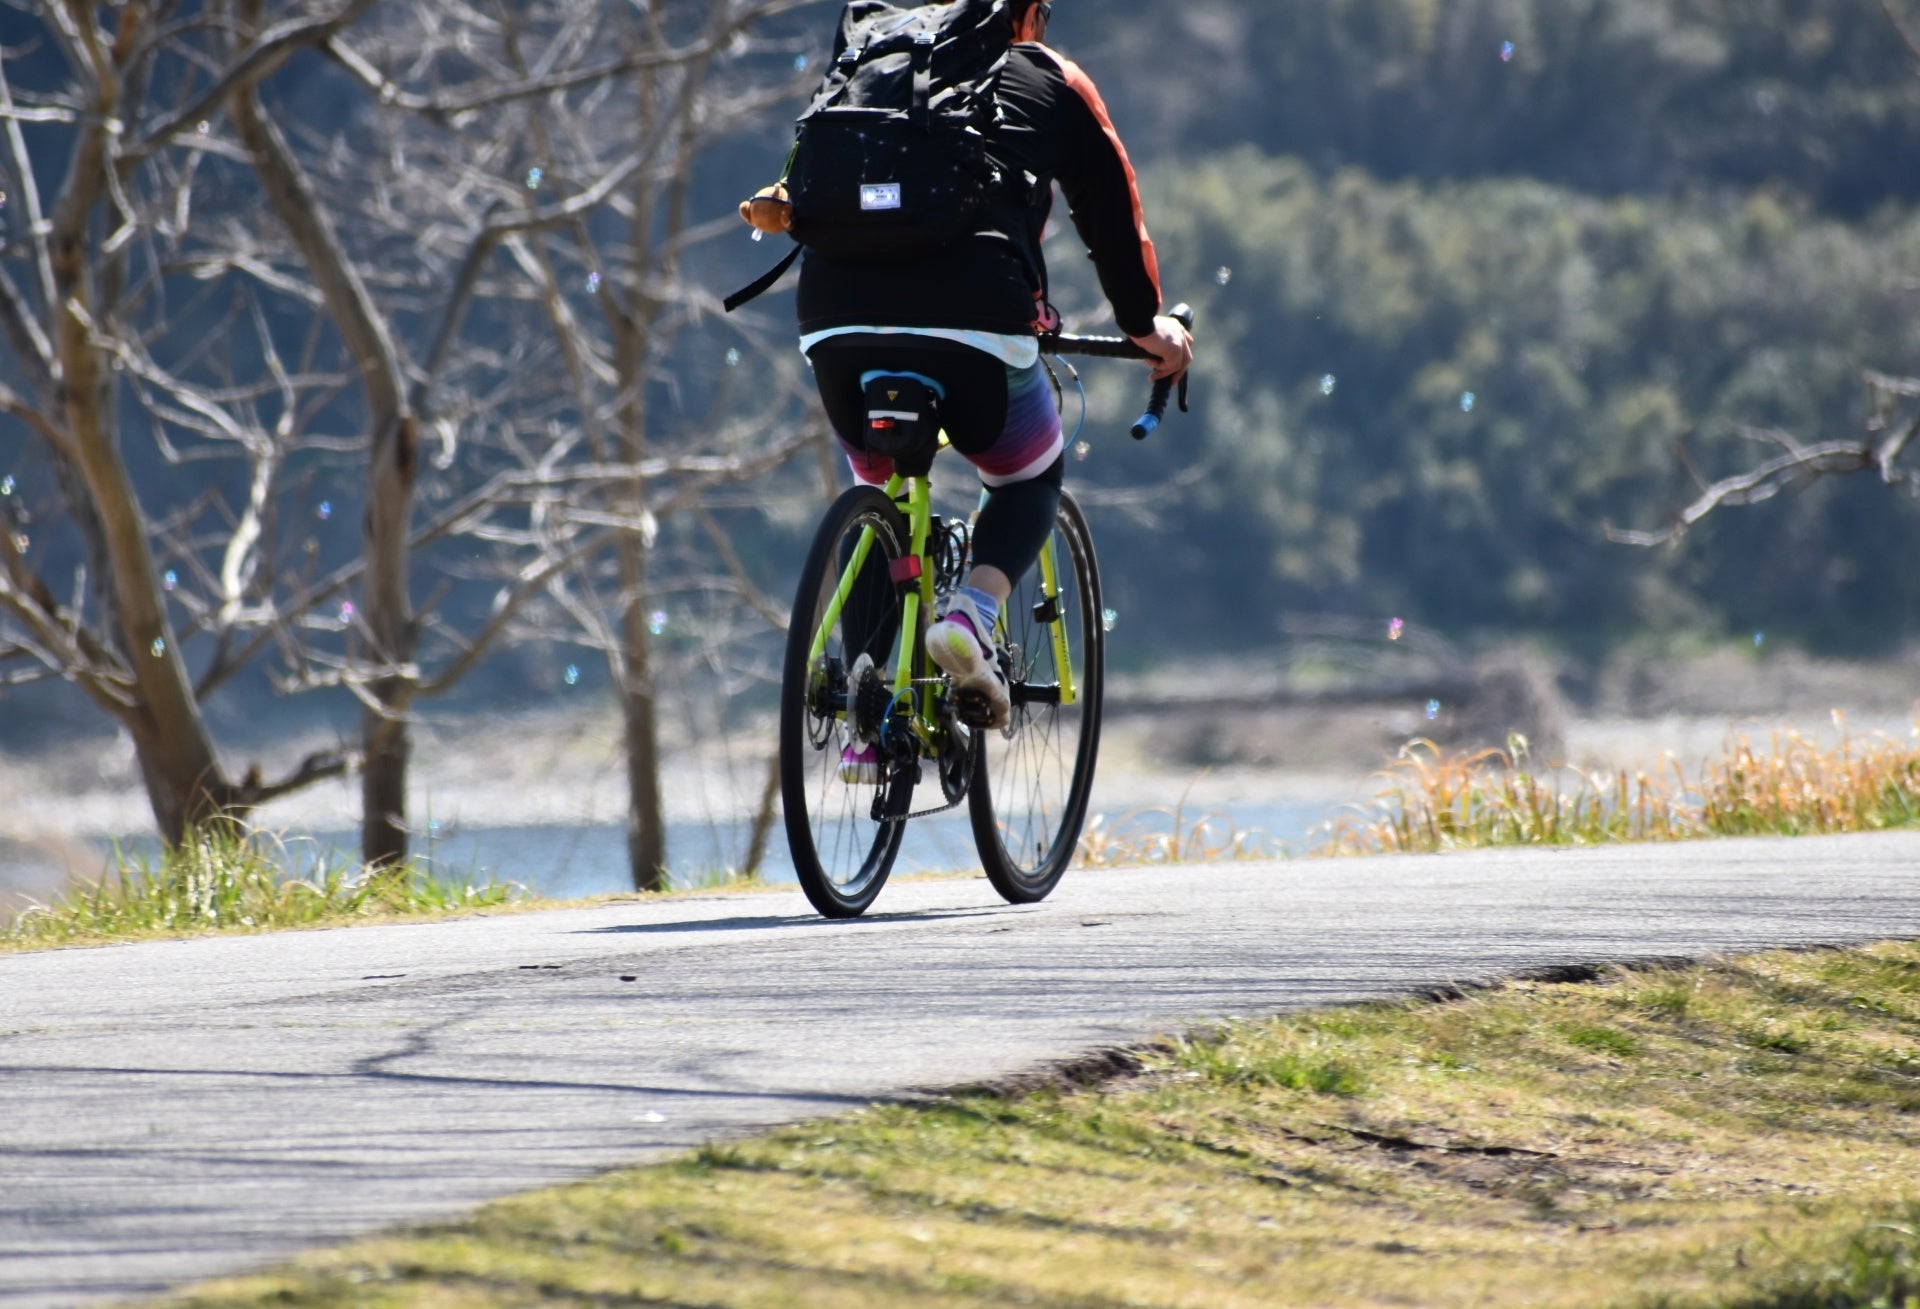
[
  {"x1": 780, "y1": 485, "x2": 917, "y2": 918},
  {"x1": 969, "y1": 488, "x2": 1104, "y2": 904}
]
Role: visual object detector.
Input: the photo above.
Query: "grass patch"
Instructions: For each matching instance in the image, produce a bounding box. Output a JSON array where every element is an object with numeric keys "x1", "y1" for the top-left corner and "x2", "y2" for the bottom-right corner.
[
  {"x1": 172, "y1": 941, "x2": 1920, "y2": 1308},
  {"x1": 1077, "y1": 804, "x2": 1278, "y2": 867},
  {"x1": 1321, "y1": 724, "x2": 1920, "y2": 854},
  {"x1": 1715, "y1": 1209, "x2": 1920, "y2": 1308},
  {"x1": 1, "y1": 828, "x2": 526, "y2": 951},
  {"x1": 1077, "y1": 773, "x2": 1282, "y2": 867}
]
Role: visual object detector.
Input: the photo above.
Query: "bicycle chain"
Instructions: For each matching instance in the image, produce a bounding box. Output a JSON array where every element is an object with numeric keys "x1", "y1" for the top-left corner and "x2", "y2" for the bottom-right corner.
[
  {"x1": 875, "y1": 680, "x2": 977, "y2": 824},
  {"x1": 888, "y1": 794, "x2": 966, "y2": 824}
]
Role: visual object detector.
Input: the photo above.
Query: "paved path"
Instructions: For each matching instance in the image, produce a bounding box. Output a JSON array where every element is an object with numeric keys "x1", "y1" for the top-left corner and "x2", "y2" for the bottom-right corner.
[{"x1": 5, "y1": 832, "x2": 1920, "y2": 1306}]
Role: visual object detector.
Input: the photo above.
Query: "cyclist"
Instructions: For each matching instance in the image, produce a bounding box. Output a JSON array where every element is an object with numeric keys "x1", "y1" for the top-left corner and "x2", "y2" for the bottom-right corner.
[{"x1": 763, "y1": 0, "x2": 1192, "y2": 778}]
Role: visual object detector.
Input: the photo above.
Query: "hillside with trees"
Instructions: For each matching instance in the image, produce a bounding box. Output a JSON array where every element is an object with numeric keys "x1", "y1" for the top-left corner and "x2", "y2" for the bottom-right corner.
[{"x1": 1049, "y1": 0, "x2": 1920, "y2": 656}]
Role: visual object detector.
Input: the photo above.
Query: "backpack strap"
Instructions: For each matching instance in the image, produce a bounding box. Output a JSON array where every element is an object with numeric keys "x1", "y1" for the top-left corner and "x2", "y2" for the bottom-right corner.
[
  {"x1": 723, "y1": 244, "x2": 802, "y2": 314},
  {"x1": 911, "y1": 31, "x2": 935, "y2": 129}
]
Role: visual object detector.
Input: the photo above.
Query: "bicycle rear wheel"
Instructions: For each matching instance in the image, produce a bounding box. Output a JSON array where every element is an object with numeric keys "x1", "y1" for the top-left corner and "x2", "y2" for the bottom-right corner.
[
  {"x1": 780, "y1": 485, "x2": 917, "y2": 918},
  {"x1": 970, "y1": 488, "x2": 1103, "y2": 903}
]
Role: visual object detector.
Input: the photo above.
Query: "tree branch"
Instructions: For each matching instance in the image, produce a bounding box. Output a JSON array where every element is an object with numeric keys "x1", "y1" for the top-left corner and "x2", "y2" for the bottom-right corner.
[
  {"x1": 416, "y1": 526, "x2": 620, "y2": 698},
  {"x1": 322, "y1": 37, "x2": 721, "y2": 120},
  {"x1": 1886, "y1": 1, "x2": 1920, "y2": 71},
  {"x1": 231, "y1": 747, "x2": 355, "y2": 808},
  {"x1": 126, "y1": 0, "x2": 382, "y2": 162},
  {"x1": 1606, "y1": 439, "x2": 1875, "y2": 547},
  {"x1": 693, "y1": 504, "x2": 789, "y2": 633},
  {"x1": 1613, "y1": 367, "x2": 1920, "y2": 547}
]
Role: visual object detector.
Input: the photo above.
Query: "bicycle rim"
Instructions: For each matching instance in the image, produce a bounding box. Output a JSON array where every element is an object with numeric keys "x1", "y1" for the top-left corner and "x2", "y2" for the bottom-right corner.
[
  {"x1": 970, "y1": 488, "x2": 1103, "y2": 903},
  {"x1": 780, "y1": 486, "x2": 914, "y2": 918}
]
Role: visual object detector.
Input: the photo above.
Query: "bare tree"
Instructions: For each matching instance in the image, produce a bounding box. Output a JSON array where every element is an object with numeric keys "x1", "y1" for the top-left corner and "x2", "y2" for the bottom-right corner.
[
  {"x1": 381, "y1": 0, "x2": 830, "y2": 889},
  {"x1": 236, "y1": 0, "x2": 829, "y2": 871},
  {"x1": 1606, "y1": 370, "x2": 1920, "y2": 548},
  {"x1": 0, "y1": 0, "x2": 826, "y2": 878},
  {"x1": 0, "y1": 0, "x2": 368, "y2": 843}
]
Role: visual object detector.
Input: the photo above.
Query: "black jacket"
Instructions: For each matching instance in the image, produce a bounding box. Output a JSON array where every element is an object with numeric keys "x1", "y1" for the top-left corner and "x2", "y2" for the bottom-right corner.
[{"x1": 796, "y1": 43, "x2": 1163, "y2": 340}]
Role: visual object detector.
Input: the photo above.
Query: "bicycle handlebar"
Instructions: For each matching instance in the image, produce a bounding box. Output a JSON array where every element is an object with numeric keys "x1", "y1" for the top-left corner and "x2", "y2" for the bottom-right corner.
[{"x1": 1041, "y1": 303, "x2": 1194, "y2": 441}]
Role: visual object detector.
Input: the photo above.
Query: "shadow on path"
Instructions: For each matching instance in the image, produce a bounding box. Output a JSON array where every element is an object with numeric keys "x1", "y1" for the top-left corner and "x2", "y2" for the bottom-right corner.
[
  {"x1": 576, "y1": 907, "x2": 1010, "y2": 936},
  {"x1": 0, "y1": 1063, "x2": 872, "y2": 1106}
]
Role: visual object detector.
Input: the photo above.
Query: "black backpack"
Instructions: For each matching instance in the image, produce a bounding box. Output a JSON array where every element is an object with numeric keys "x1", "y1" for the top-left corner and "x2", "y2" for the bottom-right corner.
[{"x1": 726, "y1": 0, "x2": 1015, "y2": 312}]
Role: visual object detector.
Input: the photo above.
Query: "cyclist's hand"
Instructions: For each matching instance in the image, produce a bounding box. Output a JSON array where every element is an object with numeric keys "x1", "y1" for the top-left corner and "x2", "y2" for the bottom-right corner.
[{"x1": 1128, "y1": 315, "x2": 1193, "y2": 383}]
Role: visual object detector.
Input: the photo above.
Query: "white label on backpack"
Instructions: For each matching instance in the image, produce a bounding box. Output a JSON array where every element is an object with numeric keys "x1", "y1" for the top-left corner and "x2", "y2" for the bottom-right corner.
[{"x1": 860, "y1": 183, "x2": 903, "y2": 211}]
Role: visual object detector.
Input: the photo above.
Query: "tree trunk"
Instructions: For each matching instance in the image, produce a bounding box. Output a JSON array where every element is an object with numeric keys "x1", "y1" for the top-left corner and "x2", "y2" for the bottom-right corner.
[
  {"x1": 230, "y1": 62, "x2": 416, "y2": 870},
  {"x1": 50, "y1": 73, "x2": 233, "y2": 846},
  {"x1": 124, "y1": 710, "x2": 226, "y2": 845},
  {"x1": 741, "y1": 753, "x2": 781, "y2": 882},
  {"x1": 359, "y1": 413, "x2": 420, "y2": 869},
  {"x1": 613, "y1": 305, "x2": 665, "y2": 889},
  {"x1": 621, "y1": 577, "x2": 668, "y2": 892},
  {"x1": 359, "y1": 697, "x2": 412, "y2": 869}
]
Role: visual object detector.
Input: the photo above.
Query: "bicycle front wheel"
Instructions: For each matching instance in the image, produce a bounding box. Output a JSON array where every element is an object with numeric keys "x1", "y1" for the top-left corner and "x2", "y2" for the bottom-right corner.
[
  {"x1": 780, "y1": 486, "x2": 916, "y2": 918},
  {"x1": 970, "y1": 488, "x2": 1104, "y2": 903}
]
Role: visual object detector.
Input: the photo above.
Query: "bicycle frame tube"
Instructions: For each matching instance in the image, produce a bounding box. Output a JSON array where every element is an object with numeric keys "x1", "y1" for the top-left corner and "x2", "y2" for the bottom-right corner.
[
  {"x1": 897, "y1": 478, "x2": 934, "y2": 699},
  {"x1": 1038, "y1": 537, "x2": 1078, "y2": 708},
  {"x1": 807, "y1": 473, "x2": 910, "y2": 671}
]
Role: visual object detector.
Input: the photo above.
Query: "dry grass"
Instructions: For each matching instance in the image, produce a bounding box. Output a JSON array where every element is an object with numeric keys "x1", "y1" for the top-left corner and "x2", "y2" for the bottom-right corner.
[
  {"x1": 171, "y1": 941, "x2": 1920, "y2": 1308},
  {"x1": 1075, "y1": 774, "x2": 1281, "y2": 867},
  {"x1": 1076, "y1": 805, "x2": 1277, "y2": 867},
  {"x1": 1319, "y1": 719, "x2": 1920, "y2": 856}
]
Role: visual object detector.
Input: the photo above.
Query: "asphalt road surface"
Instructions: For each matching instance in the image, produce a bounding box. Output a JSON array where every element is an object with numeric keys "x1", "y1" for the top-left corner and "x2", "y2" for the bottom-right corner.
[{"x1": 5, "y1": 832, "x2": 1920, "y2": 1307}]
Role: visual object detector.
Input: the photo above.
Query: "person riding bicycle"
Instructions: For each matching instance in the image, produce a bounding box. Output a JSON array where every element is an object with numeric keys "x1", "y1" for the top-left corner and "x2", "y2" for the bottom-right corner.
[{"x1": 744, "y1": 0, "x2": 1192, "y2": 779}]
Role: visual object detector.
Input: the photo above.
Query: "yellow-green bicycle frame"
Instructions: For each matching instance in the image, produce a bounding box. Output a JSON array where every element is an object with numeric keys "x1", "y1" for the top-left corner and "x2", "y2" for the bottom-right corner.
[{"x1": 805, "y1": 469, "x2": 1077, "y2": 753}]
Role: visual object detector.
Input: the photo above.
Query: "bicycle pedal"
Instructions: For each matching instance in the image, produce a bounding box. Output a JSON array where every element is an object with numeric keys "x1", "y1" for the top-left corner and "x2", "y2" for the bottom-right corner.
[{"x1": 953, "y1": 687, "x2": 994, "y2": 729}]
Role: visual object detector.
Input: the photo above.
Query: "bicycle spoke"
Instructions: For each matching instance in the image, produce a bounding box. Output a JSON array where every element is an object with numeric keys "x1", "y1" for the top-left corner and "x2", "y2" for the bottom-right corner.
[
  {"x1": 971, "y1": 489, "x2": 1103, "y2": 903},
  {"x1": 781, "y1": 487, "x2": 913, "y2": 917}
]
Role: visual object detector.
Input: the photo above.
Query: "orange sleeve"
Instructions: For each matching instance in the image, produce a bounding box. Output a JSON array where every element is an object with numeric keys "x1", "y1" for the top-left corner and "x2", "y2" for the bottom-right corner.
[{"x1": 1031, "y1": 45, "x2": 1163, "y2": 336}]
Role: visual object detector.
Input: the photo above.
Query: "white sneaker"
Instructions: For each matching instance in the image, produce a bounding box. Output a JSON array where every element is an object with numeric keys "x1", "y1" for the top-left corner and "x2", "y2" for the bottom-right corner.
[{"x1": 926, "y1": 595, "x2": 1010, "y2": 730}]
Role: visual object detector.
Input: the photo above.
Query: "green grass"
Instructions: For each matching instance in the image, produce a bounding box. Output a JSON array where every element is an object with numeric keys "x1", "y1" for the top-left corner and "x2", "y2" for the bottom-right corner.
[
  {"x1": 170, "y1": 941, "x2": 1920, "y2": 1308},
  {"x1": 1717, "y1": 1210, "x2": 1920, "y2": 1308},
  {"x1": 1, "y1": 828, "x2": 525, "y2": 951}
]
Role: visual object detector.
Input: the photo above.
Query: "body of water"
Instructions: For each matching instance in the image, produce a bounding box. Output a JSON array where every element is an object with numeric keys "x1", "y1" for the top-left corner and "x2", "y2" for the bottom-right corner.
[
  {"x1": 2, "y1": 799, "x2": 1335, "y2": 911},
  {"x1": 315, "y1": 797, "x2": 1332, "y2": 898}
]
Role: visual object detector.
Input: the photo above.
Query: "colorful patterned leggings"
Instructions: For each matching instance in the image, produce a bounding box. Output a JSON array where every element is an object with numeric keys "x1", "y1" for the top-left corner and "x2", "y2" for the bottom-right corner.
[{"x1": 809, "y1": 334, "x2": 1065, "y2": 584}]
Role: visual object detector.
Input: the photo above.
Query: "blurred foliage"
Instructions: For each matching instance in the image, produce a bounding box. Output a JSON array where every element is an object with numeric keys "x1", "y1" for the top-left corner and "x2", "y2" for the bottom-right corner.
[
  {"x1": 1089, "y1": 0, "x2": 1920, "y2": 216},
  {"x1": 1070, "y1": 148, "x2": 1920, "y2": 651}
]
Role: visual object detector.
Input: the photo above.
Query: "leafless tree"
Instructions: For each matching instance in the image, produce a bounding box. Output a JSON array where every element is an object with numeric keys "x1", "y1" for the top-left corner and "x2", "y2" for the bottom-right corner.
[
  {"x1": 0, "y1": 0, "x2": 828, "y2": 877},
  {"x1": 238, "y1": 0, "x2": 825, "y2": 867},
  {"x1": 361, "y1": 0, "x2": 832, "y2": 889},
  {"x1": 0, "y1": 0, "x2": 372, "y2": 843}
]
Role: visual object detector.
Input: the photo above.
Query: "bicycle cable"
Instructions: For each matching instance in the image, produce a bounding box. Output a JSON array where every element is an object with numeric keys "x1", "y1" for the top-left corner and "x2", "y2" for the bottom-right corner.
[{"x1": 1041, "y1": 354, "x2": 1090, "y2": 451}]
